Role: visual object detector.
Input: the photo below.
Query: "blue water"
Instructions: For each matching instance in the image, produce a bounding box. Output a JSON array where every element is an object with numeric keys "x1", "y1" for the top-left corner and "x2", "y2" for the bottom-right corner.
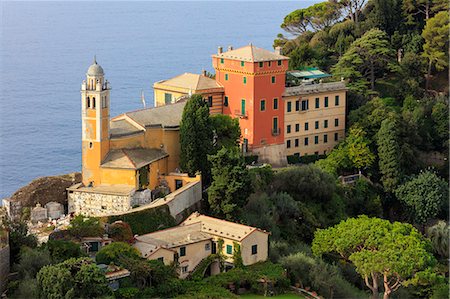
[{"x1": 0, "y1": 1, "x2": 315, "y2": 200}]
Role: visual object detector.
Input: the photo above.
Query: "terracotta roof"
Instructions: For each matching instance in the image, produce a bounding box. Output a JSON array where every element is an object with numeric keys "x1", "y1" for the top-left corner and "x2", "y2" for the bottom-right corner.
[
  {"x1": 119, "y1": 101, "x2": 186, "y2": 129},
  {"x1": 101, "y1": 148, "x2": 168, "y2": 169},
  {"x1": 155, "y1": 73, "x2": 222, "y2": 91},
  {"x1": 181, "y1": 212, "x2": 269, "y2": 241},
  {"x1": 213, "y1": 44, "x2": 289, "y2": 62},
  {"x1": 135, "y1": 222, "x2": 212, "y2": 248}
]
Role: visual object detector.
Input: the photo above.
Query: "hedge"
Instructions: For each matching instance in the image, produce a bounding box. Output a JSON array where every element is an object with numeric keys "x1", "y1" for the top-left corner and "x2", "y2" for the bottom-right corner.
[
  {"x1": 107, "y1": 205, "x2": 176, "y2": 235},
  {"x1": 287, "y1": 154, "x2": 326, "y2": 165}
]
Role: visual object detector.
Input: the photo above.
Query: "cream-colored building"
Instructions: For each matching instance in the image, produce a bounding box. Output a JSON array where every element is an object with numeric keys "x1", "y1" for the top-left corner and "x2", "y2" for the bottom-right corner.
[
  {"x1": 153, "y1": 72, "x2": 224, "y2": 114},
  {"x1": 283, "y1": 81, "x2": 347, "y2": 157},
  {"x1": 134, "y1": 212, "x2": 269, "y2": 278}
]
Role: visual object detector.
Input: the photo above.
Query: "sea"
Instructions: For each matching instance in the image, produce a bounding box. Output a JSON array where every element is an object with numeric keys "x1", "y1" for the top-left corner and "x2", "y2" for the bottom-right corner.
[{"x1": 0, "y1": 1, "x2": 316, "y2": 201}]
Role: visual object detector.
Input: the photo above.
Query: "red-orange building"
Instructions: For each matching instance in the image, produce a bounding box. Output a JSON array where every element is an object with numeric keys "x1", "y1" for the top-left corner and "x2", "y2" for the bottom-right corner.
[{"x1": 212, "y1": 45, "x2": 289, "y2": 155}]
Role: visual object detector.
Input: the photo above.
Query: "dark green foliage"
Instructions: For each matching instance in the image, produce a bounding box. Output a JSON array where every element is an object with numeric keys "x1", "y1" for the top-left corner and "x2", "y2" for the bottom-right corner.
[
  {"x1": 16, "y1": 246, "x2": 51, "y2": 278},
  {"x1": 431, "y1": 100, "x2": 449, "y2": 149},
  {"x1": 45, "y1": 240, "x2": 85, "y2": 263},
  {"x1": 364, "y1": 0, "x2": 404, "y2": 35},
  {"x1": 68, "y1": 215, "x2": 104, "y2": 239},
  {"x1": 395, "y1": 170, "x2": 448, "y2": 224},
  {"x1": 244, "y1": 155, "x2": 258, "y2": 165},
  {"x1": 180, "y1": 94, "x2": 213, "y2": 182},
  {"x1": 108, "y1": 221, "x2": 133, "y2": 242},
  {"x1": 287, "y1": 154, "x2": 326, "y2": 165},
  {"x1": 210, "y1": 114, "x2": 241, "y2": 151},
  {"x1": 108, "y1": 205, "x2": 176, "y2": 235},
  {"x1": 4, "y1": 220, "x2": 37, "y2": 265},
  {"x1": 115, "y1": 287, "x2": 140, "y2": 299},
  {"x1": 341, "y1": 179, "x2": 383, "y2": 217},
  {"x1": 95, "y1": 242, "x2": 141, "y2": 265},
  {"x1": 248, "y1": 165, "x2": 273, "y2": 191},
  {"x1": 427, "y1": 221, "x2": 449, "y2": 259},
  {"x1": 36, "y1": 257, "x2": 111, "y2": 299},
  {"x1": 208, "y1": 147, "x2": 252, "y2": 220}
]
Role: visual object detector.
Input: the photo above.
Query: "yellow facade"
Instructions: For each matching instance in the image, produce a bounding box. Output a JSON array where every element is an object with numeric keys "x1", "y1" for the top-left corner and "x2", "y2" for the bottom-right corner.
[{"x1": 283, "y1": 87, "x2": 347, "y2": 157}]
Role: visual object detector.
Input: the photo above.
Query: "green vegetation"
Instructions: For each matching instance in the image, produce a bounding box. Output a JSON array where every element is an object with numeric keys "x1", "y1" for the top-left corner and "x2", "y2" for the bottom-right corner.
[
  {"x1": 68, "y1": 215, "x2": 104, "y2": 238},
  {"x1": 210, "y1": 114, "x2": 241, "y2": 151},
  {"x1": 96, "y1": 242, "x2": 141, "y2": 265}
]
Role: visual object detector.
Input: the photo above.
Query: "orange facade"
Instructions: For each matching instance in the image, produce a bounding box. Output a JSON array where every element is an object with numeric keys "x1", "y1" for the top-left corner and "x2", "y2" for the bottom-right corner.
[{"x1": 212, "y1": 54, "x2": 288, "y2": 149}]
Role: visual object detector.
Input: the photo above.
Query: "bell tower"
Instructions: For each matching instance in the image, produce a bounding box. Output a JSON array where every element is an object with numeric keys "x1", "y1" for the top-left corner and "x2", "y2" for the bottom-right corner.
[{"x1": 80, "y1": 57, "x2": 111, "y2": 186}]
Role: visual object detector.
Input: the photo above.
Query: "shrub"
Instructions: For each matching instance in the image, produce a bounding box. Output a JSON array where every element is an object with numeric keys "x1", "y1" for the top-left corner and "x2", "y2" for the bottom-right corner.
[
  {"x1": 16, "y1": 246, "x2": 51, "y2": 278},
  {"x1": 244, "y1": 155, "x2": 259, "y2": 165},
  {"x1": 108, "y1": 221, "x2": 133, "y2": 242},
  {"x1": 68, "y1": 215, "x2": 104, "y2": 238},
  {"x1": 115, "y1": 287, "x2": 140, "y2": 299},
  {"x1": 108, "y1": 205, "x2": 176, "y2": 235},
  {"x1": 96, "y1": 242, "x2": 141, "y2": 265},
  {"x1": 45, "y1": 239, "x2": 85, "y2": 263}
]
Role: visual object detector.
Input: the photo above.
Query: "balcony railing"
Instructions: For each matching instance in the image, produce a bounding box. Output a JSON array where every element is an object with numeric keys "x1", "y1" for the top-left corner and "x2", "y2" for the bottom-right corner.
[
  {"x1": 234, "y1": 110, "x2": 248, "y2": 119},
  {"x1": 272, "y1": 128, "x2": 281, "y2": 136}
]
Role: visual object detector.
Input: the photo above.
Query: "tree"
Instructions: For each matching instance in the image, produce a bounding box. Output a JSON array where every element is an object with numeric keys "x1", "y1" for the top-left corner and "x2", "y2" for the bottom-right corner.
[
  {"x1": 37, "y1": 257, "x2": 111, "y2": 299},
  {"x1": 431, "y1": 100, "x2": 448, "y2": 149},
  {"x1": 16, "y1": 246, "x2": 52, "y2": 278},
  {"x1": 337, "y1": 0, "x2": 369, "y2": 24},
  {"x1": 180, "y1": 94, "x2": 213, "y2": 183},
  {"x1": 346, "y1": 126, "x2": 376, "y2": 170},
  {"x1": 422, "y1": 11, "x2": 449, "y2": 90},
  {"x1": 208, "y1": 147, "x2": 252, "y2": 220},
  {"x1": 377, "y1": 116, "x2": 402, "y2": 192},
  {"x1": 4, "y1": 219, "x2": 37, "y2": 264},
  {"x1": 427, "y1": 221, "x2": 449, "y2": 259},
  {"x1": 281, "y1": 1, "x2": 341, "y2": 35},
  {"x1": 95, "y1": 242, "x2": 141, "y2": 265},
  {"x1": 210, "y1": 114, "x2": 241, "y2": 151},
  {"x1": 68, "y1": 215, "x2": 104, "y2": 239},
  {"x1": 333, "y1": 29, "x2": 395, "y2": 91},
  {"x1": 44, "y1": 240, "x2": 85, "y2": 263},
  {"x1": 108, "y1": 221, "x2": 134, "y2": 242},
  {"x1": 312, "y1": 216, "x2": 436, "y2": 299},
  {"x1": 403, "y1": 0, "x2": 448, "y2": 24},
  {"x1": 364, "y1": 0, "x2": 404, "y2": 36},
  {"x1": 395, "y1": 170, "x2": 448, "y2": 224}
]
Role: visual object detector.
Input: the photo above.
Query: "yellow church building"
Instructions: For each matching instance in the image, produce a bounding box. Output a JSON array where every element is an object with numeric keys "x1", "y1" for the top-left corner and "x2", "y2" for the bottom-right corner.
[{"x1": 68, "y1": 58, "x2": 199, "y2": 216}]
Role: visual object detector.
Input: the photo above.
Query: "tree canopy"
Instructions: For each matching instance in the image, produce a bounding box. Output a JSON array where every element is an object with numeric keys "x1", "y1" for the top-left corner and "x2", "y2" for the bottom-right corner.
[{"x1": 95, "y1": 241, "x2": 141, "y2": 265}]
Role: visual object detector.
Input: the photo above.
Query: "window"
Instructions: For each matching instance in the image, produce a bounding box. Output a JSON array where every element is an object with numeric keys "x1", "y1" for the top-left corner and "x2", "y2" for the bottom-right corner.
[
  {"x1": 243, "y1": 76, "x2": 247, "y2": 84},
  {"x1": 335, "y1": 95, "x2": 340, "y2": 106},
  {"x1": 287, "y1": 101, "x2": 292, "y2": 112},
  {"x1": 205, "y1": 243, "x2": 211, "y2": 251},
  {"x1": 305, "y1": 122, "x2": 309, "y2": 131},
  {"x1": 180, "y1": 246, "x2": 186, "y2": 257},
  {"x1": 259, "y1": 62, "x2": 263, "y2": 67},
  {"x1": 304, "y1": 137, "x2": 309, "y2": 146},
  {"x1": 335, "y1": 118, "x2": 339, "y2": 127},
  {"x1": 181, "y1": 266, "x2": 188, "y2": 273},
  {"x1": 287, "y1": 125, "x2": 291, "y2": 134},
  {"x1": 315, "y1": 121, "x2": 319, "y2": 129},
  {"x1": 273, "y1": 98, "x2": 278, "y2": 110},
  {"x1": 224, "y1": 96, "x2": 229, "y2": 107},
  {"x1": 207, "y1": 96, "x2": 213, "y2": 107},
  {"x1": 260, "y1": 99, "x2": 266, "y2": 111},
  {"x1": 268, "y1": 61, "x2": 272, "y2": 67},
  {"x1": 89, "y1": 142, "x2": 93, "y2": 149},
  {"x1": 251, "y1": 244, "x2": 258, "y2": 255},
  {"x1": 220, "y1": 58, "x2": 224, "y2": 64},
  {"x1": 295, "y1": 100, "x2": 300, "y2": 111},
  {"x1": 334, "y1": 132, "x2": 339, "y2": 141},
  {"x1": 324, "y1": 96, "x2": 329, "y2": 107},
  {"x1": 175, "y1": 179, "x2": 183, "y2": 190},
  {"x1": 226, "y1": 244, "x2": 233, "y2": 255},
  {"x1": 241, "y1": 99, "x2": 246, "y2": 115},
  {"x1": 324, "y1": 120, "x2": 328, "y2": 128},
  {"x1": 295, "y1": 139, "x2": 299, "y2": 147},
  {"x1": 277, "y1": 60, "x2": 282, "y2": 66},
  {"x1": 164, "y1": 93, "x2": 172, "y2": 105},
  {"x1": 324, "y1": 134, "x2": 328, "y2": 143},
  {"x1": 92, "y1": 97, "x2": 96, "y2": 109},
  {"x1": 273, "y1": 117, "x2": 278, "y2": 132},
  {"x1": 225, "y1": 73, "x2": 228, "y2": 81},
  {"x1": 287, "y1": 140, "x2": 291, "y2": 148},
  {"x1": 157, "y1": 257, "x2": 164, "y2": 263},
  {"x1": 271, "y1": 76, "x2": 276, "y2": 84},
  {"x1": 102, "y1": 96, "x2": 107, "y2": 108},
  {"x1": 315, "y1": 136, "x2": 319, "y2": 144},
  {"x1": 241, "y1": 61, "x2": 245, "y2": 67},
  {"x1": 315, "y1": 97, "x2": 320, "y2": 108},
  {"x1": 301, "y1": 100, "x2": 309, "y2": 111},
  {"x1": 295, "y1": 124, "x2": 300, "y2": 132}
]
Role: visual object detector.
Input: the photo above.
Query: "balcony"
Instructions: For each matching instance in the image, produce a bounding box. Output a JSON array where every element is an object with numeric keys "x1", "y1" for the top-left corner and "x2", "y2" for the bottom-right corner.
[
  {"x1": 234, "y1": 110, "x2": 248, "y2": 119},
  {"x1": 272, "y1": 128, "x2": 281, "y2": 136}
]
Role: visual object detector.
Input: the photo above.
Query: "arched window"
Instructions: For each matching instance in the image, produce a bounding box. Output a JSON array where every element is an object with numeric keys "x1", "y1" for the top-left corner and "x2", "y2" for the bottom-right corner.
[
  {"x1": 92, "y1": 97, "x2": 96, "y2": 109},
  {"x1": 86, "y1": 97, "x2": 90, "y2": 108}
]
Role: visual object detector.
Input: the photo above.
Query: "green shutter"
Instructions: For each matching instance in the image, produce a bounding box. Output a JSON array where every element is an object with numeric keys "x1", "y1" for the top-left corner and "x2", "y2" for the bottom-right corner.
[
  {"x1": 243, "y1": 77, "x2": 247, "y2": 84},
  {"x1": 225, "y1": 74, "x2": 228, "y2": 81},
  {"x1": 241, "y1": 61, "x2": 245, "y2": 67},
  {"x1": 241, "y1": 99, "x2": 246, "y2": 115},
  {"x1": 226, "y1": 244, "x2": 233, "y2": 254}
]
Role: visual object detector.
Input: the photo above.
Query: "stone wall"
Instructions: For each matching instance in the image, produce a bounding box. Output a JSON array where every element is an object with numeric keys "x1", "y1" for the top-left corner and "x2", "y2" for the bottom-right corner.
[
  {"x1": 2, "y1": 199, "x2": 22, "y2": 221},
  {"x1": 68, "y1": 191, "x2": 131, "y2": 217},
  {"x1": 0, "y1": 245, "x2": 10, "y2": 293}
]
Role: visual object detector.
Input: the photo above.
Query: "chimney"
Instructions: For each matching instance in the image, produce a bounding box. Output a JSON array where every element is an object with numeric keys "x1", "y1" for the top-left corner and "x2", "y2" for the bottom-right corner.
[
  {"x1": 202, "y1": 69, "x2": 207, "y2": 76},
  {"x1": 274, "y1": 46, "x2": 282, "y2": 55},
  {"x1": 228, "y1": 45, "x2": 233, "y2": 51},
  {"x1": 218, "y1": 46, "x2": 223, "y2": 54}
]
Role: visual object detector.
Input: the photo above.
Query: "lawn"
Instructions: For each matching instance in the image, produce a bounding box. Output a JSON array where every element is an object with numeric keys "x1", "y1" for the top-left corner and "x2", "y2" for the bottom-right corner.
[{"x1": 240, "y1": 294, "x2": 305, "y2": 299}]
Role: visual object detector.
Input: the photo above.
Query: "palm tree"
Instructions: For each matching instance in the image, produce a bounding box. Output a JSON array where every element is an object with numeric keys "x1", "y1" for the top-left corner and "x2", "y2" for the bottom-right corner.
[{"x1": 427, "y1": 221, "x2": 449, "y2": 259}]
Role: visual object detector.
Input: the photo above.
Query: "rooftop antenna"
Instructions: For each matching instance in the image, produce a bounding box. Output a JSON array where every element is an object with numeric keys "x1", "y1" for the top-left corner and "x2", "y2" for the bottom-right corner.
[{"x1": 141, "y1": 89, "x2": 146, "y2": 108}]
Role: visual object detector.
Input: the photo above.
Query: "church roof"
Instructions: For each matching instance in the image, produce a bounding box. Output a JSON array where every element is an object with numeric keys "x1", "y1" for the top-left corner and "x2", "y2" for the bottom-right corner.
[
  {"x1": 154, "y1": 73, "x2": 222, "y2": 91},
  {"x1": 212, "y1": 44, "x2": 289, "y2": 62},
  {"x1": 87, "y1": 57, "x2": 104, "y2": 76},
  {"x1": 101, "y1": 148, "x2": 168, "y2": 169},
  {"x1": 110, "y1": 119, "x2": 143, "y2": 138},
  {"x1": 123, "y1": 101, "x2": 186, "y2": 129}
]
